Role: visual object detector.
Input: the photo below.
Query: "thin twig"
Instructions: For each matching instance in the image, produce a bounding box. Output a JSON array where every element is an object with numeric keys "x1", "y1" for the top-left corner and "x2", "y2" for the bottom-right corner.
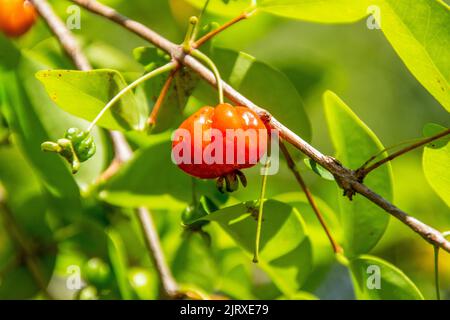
[
  {"x1": 147, "y1": 68, "x2": 178, "y2": 128},
  {"x1": 136, "y1": 208, "x2": 179, "y2": 298},
  {"x1": 32, "y1": 0, "x2": 180, "y2": 298},
  {"x1": 87, "y1": 61, "x2": 177, "y2": 132},
  {"x1": 357, "y1": 129, "x2": 450, "y2": 179},
  {"x1": 193, "y1": 10, "x2": 255, "y2": 48},
  {"x1": 279, "y1": 141, "x2": 343, "y2": 254},
  {"x1": 253, "y1": 158, "x2": 270, "y2": 263},
  {"x1": 434, "y1": 245, "x2": 440, "y2": 300},
  {"x1": 69, "y1": 0, "x2": 450, "y2": 254},
  {"x1": 192, "y1": 0, "x2": 211, "y2": 40}
]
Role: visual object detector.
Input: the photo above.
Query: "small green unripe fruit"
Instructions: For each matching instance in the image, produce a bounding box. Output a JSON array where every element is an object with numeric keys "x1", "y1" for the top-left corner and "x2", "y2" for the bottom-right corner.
[
  {"x1": 83, "y1": 258, "x2": 112, "y2": 288},
  {"x1": 65, "y1": 128, "x2": 96, "y2": 162},
  {"x1": 41, "y1": 127, "x2": 96, "y2": 174},
  {"x1": 76, "y1": 285, "x2": 98, "y2": 300}
]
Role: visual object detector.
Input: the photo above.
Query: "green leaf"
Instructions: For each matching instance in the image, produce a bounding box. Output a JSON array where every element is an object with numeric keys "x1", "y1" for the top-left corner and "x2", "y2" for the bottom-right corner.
[
  {"x1": 1, "y1": 64, "x2": 83, "y2": 218},
  {"x1": 85, "y1": 42, "x2": 144, "y2": 75},
  {"x1": 258, "y1": 0, "x2": 369, "y2": 23},
  {"x1": 36, "y1": 69, "x2": 146, "y2": 131},
  {"x1": 256, "y1": 0, "x2": 450, "y2": 111},
  {"x1": 133, "y1": 46, "x2": 170, "y2": 73},
  {"x1": 304, "y1": 158, "x2": 335, "y2": 181},
  {"x1": 422, "y1": 123, "x2": 450, "y2": 207},
  {"x1": 172, "y1": 233, "x2": 220, "y2": 292},
  {"x1": 0, "y1": 37, "x2": 110, "y2": 189},
  {"x1": 99, "y1": 138, "x2": 227, "y2": 210},
  {"x1": 423, "y1": 123, "x2": 449, "y2": 149},
  {"x1": 107, "y1": 229, "x2": 133, "y2": 300},
  {"x1": 188, "y1": 47, "x2": 311, "y2": 141},
  {"x1": 1, "y1": 39, "x2": 112, "y2": 215},
  {"x1": 370, "y1": 0, "x2": 450, "y2": 111},
  {"x1": 197, "y1": 199, "x2": 313, "y2": 296},
  {"x1": 214, "y1": 247, "x2": 255, "y2": 299},
  {"x1": 324, "y1": 91, "x2": 393, "y2": 257},
  {"x1": 183, "y1": 0, "x2": 252, "y2": 17},
  {"x1": 273, "y1": 192, "x2": 340, "y2": 290},
  {"x1": 133, "y1": 46, "x2": 200, "y2": 133},
  {"x1": 278, "y1": 291, "x2": 319, "y2": 300},
  {"x1": 349, "y1": 255, "x2": 424, "y2": 300},
  {"x1": 0, "y1": 145, "x2": 56, "y2": 299}
]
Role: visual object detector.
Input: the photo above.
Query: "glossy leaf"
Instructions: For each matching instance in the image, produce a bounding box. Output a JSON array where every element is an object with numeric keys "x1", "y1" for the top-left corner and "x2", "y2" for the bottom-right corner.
[
  {"x1": 274, "y1": 192, "x2": 341, "y2": 290},
  {"x1": 304, "y1": 158, "x2": 335, "y2": 181},
  {"x1": 188, "y1": 47, "x2": 311, "y2": 141},
  {"x1": 370, "y1": 0, "x2": 450, "y2": 111},
  {"x1": 183, "y1": 0, "x2": 252, "y2": 17},
  {"x1": 258, "y1": 0, "x2": 450, "y2": 111},
  {"x1": 22, "y1": 53, "x2": 110, "y2": 188},
  {"x1": 196, "y1": 199, "x2": 313, "y2": 296},
  {"x1": 324, "y1": 91, "x2": 393, "y2": 257},
  {"x1": 36, "y1": 69, "x2": 146, "y2": 131},
  {"x1": 278, "y1": 291, "x2": 318, "y2": 300},
  {"x1": 258, "y1": 0, "x2": 369, "y2": 23},
  {"x1": 0, "y1": 37, "x2": 108, "y2": 191},
  {"x1": 349, "y1": 255, "x2": 424, "y2": 300},
  {"x1": 1, "y1": 61, "x2": 83, "y2": 218},
  {"x1": 422, "y1": 123, "x2": 450, "y2": 207}
]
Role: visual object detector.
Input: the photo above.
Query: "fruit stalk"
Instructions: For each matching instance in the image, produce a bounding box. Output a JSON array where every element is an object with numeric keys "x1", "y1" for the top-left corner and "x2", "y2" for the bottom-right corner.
[{"x1": 87, "y1": 61, "x2": 177, "y2": 132}]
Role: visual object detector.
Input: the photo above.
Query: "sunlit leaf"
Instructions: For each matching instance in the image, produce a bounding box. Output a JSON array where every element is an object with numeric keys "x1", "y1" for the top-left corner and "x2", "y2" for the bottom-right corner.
[
  {"x1": 349, "y1": 255, "x2": 424, "y2": 300},
  {"x1": 422, "y1": 123, "x2": 450, "y2": 207},
  {"x1": 1, "y1": 62, "x2": 83, "y2": 217},
  {"x1": 370, "y1": 0, "x2": 450, "y2": 111},
  {"x1": 36, "y1": 69, "x2": 146, "y2": 131},
  {"x1": 274, "y1": 192, "x2": 341, "y2": 290},
  {"x1": 196, "y1": 199, "x2": 313, "y2": 296},
  {"x1": 183, "y1": 0, "x2": 252, "y2": 17},
  {"x1": 304, "y1": 158, "x2": 335, "y2": 181},
  {"x1": 107, "y1": 229, "x2": 133, "y2": 300},
  {"x1": 324, "y1": 91, "x2": 393, "y2": 257},
  {"x1": 258, "y1": 0, "x2": 369, "y2": 23}
]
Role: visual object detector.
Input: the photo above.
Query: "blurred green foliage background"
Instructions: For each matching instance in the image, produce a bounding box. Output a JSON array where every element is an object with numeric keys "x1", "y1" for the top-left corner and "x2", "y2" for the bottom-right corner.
[{"x1": 0, "y1": 0, "x2": 449, "y2": 300}]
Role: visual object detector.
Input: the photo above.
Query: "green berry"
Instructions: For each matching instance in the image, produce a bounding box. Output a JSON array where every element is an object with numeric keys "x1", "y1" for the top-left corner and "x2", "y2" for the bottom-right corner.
[
  {"x1": 83, "y1": 258, "x2": 112, "y2": 288},
  {"x1": 77, "y1": 285, "x2": 98, "y2": 300}
]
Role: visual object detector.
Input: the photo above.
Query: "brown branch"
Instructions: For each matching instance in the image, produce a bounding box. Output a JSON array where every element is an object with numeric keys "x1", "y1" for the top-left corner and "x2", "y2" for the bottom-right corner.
[
  {"x1": 106, "y1": 133, "x2": 180, "y2": 298},
  {"x1": 31, "y1": 0, "x2": 180, "y2": 298},
  {"x1": 357, "y1": 129, "x2": 450, "y2": 179},
  {"x1": 193, "y1": 10, "x2": 255, "y2": 48},
  {"x1": 69, "y1": 0, "x2": 450, "y2": 254},
  {"x1": 136, "y1": 208, "x2": 179, "y2": 298},
  {"x1": 279, "y1": 141, "x2": 343, "y2": 254},
  {"x1": 351, "y1": 182, "x2": 450, "y2": 252}
]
